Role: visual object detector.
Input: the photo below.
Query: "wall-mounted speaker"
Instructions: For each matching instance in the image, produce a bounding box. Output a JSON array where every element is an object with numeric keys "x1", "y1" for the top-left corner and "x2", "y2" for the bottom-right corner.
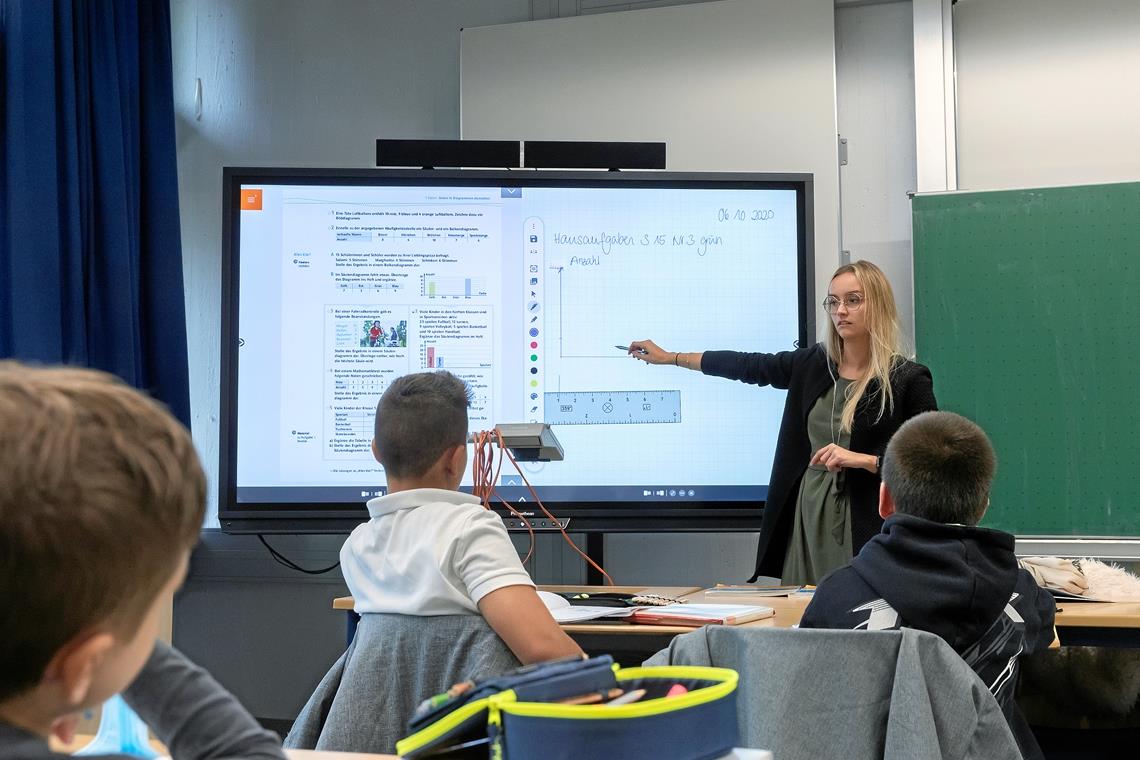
[
  {"x1": 523, "y1": 141, "x2": 666, "y2": 170},
  {"x1": 376, "y1": 139, "x2": 521, "y2": 168}
]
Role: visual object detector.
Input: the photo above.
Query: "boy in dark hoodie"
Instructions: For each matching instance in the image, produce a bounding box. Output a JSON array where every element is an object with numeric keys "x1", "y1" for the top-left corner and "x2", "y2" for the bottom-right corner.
[{"x1": 799, "y1": 410, "x2": 1055, "y2": 760}]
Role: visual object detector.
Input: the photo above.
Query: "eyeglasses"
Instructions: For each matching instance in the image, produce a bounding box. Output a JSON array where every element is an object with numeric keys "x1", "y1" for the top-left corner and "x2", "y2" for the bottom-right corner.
[{"x1": 822, "y1": 294, "x2": 865, "y2": 313}]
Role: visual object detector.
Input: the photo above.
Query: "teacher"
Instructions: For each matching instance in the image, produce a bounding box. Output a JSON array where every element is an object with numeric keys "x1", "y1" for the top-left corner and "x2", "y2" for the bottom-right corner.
[{"x1": 627, "y1": 260, "x2": 936, "y2": 584}]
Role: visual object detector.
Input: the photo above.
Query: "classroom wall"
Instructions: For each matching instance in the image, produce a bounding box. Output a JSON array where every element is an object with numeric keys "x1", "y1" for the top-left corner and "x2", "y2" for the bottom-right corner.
[
  {"x1": 835, "y1": 0, "x2": 916, "y2": 345},
  {"x1": 461, "y1": 0, "x2": 841, "y2": 329},
  {"x1": 954, "y1": 0, "x2": 1140, "y2": 190}
]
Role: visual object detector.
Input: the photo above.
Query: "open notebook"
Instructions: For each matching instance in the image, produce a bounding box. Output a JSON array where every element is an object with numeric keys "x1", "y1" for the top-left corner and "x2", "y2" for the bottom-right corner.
[
  {"x1": 537, "y1": 590, "x2": 639, "y2": 623},
  {"x1": 629, "y1": 603, "x2": 775, "y2": 627}
]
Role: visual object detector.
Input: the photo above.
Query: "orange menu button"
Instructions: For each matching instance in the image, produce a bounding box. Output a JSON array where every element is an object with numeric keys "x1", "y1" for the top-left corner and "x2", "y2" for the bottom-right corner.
[{"x1": 240, "y1": 188, "x2": 263, "y2": 210}]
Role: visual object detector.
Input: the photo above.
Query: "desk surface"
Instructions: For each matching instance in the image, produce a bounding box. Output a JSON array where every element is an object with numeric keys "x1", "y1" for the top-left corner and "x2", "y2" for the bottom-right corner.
[
  {"x1": 53, "y1": 737, "x2": 398, "y2": 759},
  {"x1": 332, "y1": 585, "x2": 701, "y2": 614},
  {"x1": 289, "y1": 751, "x2": 397, "y2": 760},
  {"x1": 334, "y1": 588, "x2": 1140, "y2": 642},
  {"x1": 1053, "y1": 601, "x2": 1140, "y2": 628},
  {"x1": 559, "y1": 588, "x2": 811, "y2": 635},
  {"x1": 334, "y1": 586, "x2": 807, "y2": 635}
]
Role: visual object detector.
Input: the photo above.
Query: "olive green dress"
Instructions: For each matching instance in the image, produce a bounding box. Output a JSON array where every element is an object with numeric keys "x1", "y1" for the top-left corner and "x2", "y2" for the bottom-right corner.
[{"x1": 781, "y1": 377, "x2": 854, "y2": 585}]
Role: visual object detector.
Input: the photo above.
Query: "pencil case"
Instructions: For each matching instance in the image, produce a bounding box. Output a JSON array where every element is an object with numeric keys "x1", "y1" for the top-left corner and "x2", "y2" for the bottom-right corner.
[{"x1": 397, "y1": 657, "x2": 738, "y2": 760}]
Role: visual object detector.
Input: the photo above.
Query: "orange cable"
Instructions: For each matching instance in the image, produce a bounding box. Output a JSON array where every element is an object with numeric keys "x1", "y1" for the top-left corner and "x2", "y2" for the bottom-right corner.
[
  {"x1": 468, "y1": 427, "x2": 613, "y2": 584},
  {"x1": 498, "y1": 441, "x2": 615, "y2": 586}
]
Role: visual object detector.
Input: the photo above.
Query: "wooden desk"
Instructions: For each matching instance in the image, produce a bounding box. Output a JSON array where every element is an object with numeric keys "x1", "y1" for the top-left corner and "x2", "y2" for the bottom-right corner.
[
  {"x1": 338, "y1": 590, "x2": 1140, "y2": 649},
  {"x1": 557, "y1": 590, "x2": 809, "y2": 635},
  {"x1": 1054, "y1": 601, "x2": 1140, "y2": 647},
  {"x1": 558, "y1": 587, "x2": 810, "y2": 664},
  {"x1": 289, "y1": 751, "x2": 397, "y2": 760},
  {"x1": 333, "y1": 585, "x2": 701, "y2": 649},
  {"x1": 336, "y1": 587, "x2": 807, "y2": 665},
  {"x1": 53, "y1": 736, "x2": 397, "y2": 759},
  {"x1": 332, "y1": 584, "x2": 700, "y2": 613}
]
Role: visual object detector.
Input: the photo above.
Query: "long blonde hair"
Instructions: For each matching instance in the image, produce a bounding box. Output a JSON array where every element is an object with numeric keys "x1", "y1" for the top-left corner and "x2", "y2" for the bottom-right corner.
[{"x1": 825, "y1": 260, "x2": 905, "y2": 433}]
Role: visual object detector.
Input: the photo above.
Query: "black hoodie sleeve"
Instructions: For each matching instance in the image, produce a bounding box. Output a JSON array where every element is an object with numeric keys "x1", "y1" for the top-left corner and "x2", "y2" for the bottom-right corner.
[
  {"x1": 1013, "y1": 569, "x2": 1058, "y2": 654},
  {"x1": 798, "y1": 567, "x2": 878, "y2": 630}
]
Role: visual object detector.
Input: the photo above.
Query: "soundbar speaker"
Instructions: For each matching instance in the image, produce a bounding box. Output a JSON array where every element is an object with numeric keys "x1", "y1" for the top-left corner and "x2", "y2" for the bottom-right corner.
[
  {"x1": 376, "y1": 139, "x2": 520, "y2": 168},
  {"x1": 523, "y1": 141, "x2": 666, "y2": 170}
]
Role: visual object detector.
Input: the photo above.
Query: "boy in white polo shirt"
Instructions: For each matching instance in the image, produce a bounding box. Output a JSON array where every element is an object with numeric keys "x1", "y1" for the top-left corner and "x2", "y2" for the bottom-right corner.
[{"x1": 340, "y1": 371, "x2": 583, "y2": 664}]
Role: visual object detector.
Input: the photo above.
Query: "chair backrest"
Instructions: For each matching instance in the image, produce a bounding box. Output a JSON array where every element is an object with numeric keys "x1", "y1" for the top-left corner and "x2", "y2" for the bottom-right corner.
[
  {"x1": 645, "y1": 626, "x2": 1022, "y2": 760},
  {"x1": 285, "y1": 613, "x2": 521, "y2": 754}
]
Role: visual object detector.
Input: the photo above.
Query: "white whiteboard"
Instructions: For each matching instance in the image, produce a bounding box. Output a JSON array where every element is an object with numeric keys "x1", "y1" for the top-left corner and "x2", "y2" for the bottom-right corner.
[
  {"x1": 460, "y1": 0, "x2": 840, "y2": 335},
  {"x1": 955, "y1": 0, "x2": 1140, "y2": 190}
]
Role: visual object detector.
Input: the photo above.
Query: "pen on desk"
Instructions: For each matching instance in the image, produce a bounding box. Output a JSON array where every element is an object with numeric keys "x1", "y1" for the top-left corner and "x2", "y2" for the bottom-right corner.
[{"x1": 615, "y1": 345, "x2": 648, "y2": 355}]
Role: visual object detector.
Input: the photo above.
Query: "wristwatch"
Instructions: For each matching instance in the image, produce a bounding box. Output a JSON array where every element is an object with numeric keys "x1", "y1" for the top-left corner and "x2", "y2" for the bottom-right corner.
[{"x1": 875, "y1": 455, "x2": 883, "y2": 474}]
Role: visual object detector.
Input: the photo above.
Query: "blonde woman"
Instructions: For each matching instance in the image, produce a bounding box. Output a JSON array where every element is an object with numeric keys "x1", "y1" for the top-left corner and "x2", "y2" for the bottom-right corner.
[{"x1": 627, "y1": 260, "x2": 936, "y2": 584}]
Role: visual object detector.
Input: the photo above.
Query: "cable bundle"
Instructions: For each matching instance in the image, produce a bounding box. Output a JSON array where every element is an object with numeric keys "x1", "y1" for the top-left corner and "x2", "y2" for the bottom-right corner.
[{"x1": 470, "y1": 428, "x2": 613, "y2": 585}]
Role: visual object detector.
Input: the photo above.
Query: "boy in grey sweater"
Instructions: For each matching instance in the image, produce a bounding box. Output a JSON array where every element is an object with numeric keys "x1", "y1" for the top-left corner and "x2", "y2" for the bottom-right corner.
[{"x1": 0, "y1": 363, "x2": 284, "y2": 760}]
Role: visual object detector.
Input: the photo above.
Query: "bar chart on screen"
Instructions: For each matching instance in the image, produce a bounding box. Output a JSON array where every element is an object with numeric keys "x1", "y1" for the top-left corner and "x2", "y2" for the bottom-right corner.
[{"x1": 420, "y1": 274, "x2": 488, "y2": 298}]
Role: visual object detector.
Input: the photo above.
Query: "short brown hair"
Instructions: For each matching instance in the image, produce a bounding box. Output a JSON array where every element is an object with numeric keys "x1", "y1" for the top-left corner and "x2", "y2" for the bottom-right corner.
[
  {"x1": 0, "y1": 363, "x2": 205, "y2": 701},
  {"x1": 881, "y1": 411, "x2": 996, "y2": 526},
  {"x1": 373, "y1": 371, "x2": 471, "y2": 479}
]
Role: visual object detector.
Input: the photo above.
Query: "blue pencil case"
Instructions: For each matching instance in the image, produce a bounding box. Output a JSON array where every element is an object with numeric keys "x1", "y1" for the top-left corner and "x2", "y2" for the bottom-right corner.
[{"x1": 397, "y1": 656, "x2": 738, "y2": 760}]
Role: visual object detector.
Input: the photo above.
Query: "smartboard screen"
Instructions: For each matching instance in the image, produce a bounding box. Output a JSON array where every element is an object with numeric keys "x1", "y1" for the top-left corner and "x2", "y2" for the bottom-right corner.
[{"x1": 219, "y1": 168, "x2": 813, "y2": 532}]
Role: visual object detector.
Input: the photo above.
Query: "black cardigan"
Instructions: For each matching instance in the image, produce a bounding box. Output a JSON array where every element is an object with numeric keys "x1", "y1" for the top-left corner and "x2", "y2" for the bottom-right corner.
[{"x1": 701, "y1": 344, "x2": 938, "y2": 581}]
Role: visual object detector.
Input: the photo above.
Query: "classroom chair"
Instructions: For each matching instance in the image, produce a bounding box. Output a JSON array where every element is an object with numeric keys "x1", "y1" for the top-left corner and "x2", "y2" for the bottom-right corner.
[
  {"x1": 285, "y1": 613, "x2": 521, "y2": 754},
  {"x1": 644, "y1": 626, "x2": 1022, "y2": 760}
]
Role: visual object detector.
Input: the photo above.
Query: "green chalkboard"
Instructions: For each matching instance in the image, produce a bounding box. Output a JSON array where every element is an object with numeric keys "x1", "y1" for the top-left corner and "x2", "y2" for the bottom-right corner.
[{"x1": 912, "y1": 182, "x2": 1140, "y2": 537}]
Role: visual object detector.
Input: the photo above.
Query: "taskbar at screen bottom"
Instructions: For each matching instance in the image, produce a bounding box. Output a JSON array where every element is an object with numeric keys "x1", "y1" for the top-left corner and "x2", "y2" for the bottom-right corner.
[{"x1": 236, "y1": 484, "x2": 768, "y2": 505}]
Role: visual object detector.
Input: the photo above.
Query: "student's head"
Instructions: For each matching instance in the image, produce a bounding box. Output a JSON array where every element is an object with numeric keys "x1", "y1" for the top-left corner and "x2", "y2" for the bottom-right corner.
[
  {"x1": 824, "y1": 260, "x2": 905, "y2": 433},
  {"x1": 372, "y1": 371, "x2": 471, "y2": 489},
  {"x1": 879, "y1": 411, "x2": 996, "y2": 526},
  {"x1": 0, "y1": 363, "x2": 205, "y2": 716}
]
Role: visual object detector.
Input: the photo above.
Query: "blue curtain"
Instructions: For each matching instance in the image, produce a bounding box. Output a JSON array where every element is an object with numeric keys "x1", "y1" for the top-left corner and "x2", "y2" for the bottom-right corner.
[{"x1": 0, "y1": 0, "x2": 191, "y2": 426}]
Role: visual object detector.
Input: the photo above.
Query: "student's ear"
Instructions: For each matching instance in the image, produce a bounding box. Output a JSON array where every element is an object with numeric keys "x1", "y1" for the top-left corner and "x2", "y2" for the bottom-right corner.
[
  {"x1": 878, "y1": 481, "x2": 896, "y2": 520},
  {"x1": 371, "y1": 438, "x2": 382, "y2": 463},
  {"x1": 42, "y1": 631, "x2": 116, "y2": 708},
  {"x1": 443, "y1": 443, "x2": 467, "y2": 478}
]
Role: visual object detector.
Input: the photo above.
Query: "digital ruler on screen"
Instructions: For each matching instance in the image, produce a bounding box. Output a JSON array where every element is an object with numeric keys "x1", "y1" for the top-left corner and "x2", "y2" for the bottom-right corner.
[{"x1": 543, "y1": 390, "x2": 681, "y2": 425}]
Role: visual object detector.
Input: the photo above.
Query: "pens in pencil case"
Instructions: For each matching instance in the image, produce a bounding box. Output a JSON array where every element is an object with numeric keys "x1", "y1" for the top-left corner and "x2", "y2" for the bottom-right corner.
[
  {"x1": 556, "y1": 687, "x2": 624, "y2": 705},
  {"x1": 414, "y1": 679, "x2": 473, "y2": 717},
  {"x1": 615, "y1": 345, "x2": 649, "y2": 355},
  {"x1": 605, "y1": 688, "x2": 647, "y2": 706}
]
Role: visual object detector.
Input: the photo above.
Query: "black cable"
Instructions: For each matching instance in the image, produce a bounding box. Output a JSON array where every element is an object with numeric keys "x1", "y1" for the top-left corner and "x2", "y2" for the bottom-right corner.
[{"x1": 257, "y1": 534, "x2": 341, "y2": 575}]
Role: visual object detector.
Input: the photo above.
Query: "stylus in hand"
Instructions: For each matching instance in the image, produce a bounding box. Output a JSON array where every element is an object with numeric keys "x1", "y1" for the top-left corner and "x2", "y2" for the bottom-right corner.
[{"x1": 615, "y1": 345, "x2": 648, "y2": 355}]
